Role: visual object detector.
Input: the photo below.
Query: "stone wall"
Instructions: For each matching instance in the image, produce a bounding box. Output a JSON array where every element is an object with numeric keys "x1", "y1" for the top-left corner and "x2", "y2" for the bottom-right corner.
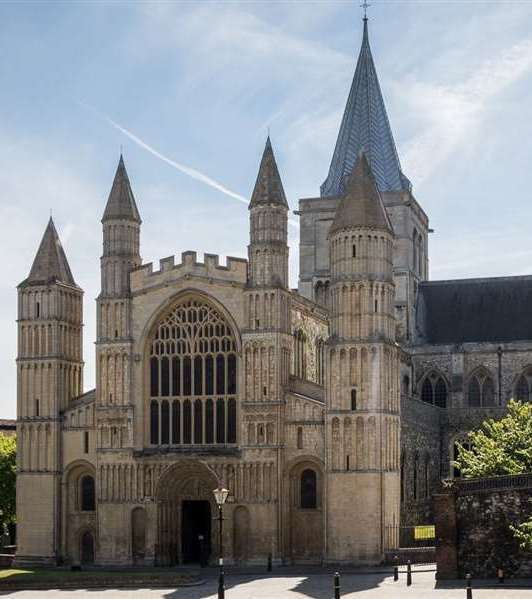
[{"x1": 435, "y1": 474, "x2": 532, "y2": 579}]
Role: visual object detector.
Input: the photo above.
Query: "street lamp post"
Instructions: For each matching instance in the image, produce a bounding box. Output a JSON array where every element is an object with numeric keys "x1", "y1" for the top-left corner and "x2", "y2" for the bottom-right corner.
[{"x1": 213, "y1": 487, "x2": 229, "y2": 599}]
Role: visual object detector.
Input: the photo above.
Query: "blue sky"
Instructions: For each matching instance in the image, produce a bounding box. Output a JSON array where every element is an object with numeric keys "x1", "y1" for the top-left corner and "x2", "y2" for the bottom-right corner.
[{"x1": 2, "y1": 0, "x2": 532, "y2": 418}]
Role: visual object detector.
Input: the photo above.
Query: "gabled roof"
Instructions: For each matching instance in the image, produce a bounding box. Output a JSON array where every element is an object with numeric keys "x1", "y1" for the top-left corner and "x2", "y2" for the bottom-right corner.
[
  {"x1": 249, "y1": 137, "x2": 288, "y2": 209},
  {"x1": 416, "y1": 276, "x2": 532, "y2": 344},
  {"x1": 329, "y1": 152, "x2": 392, "y2": 235},
  {"x1": 102, "y1": 155, "x2": 141, "y2": 223},
  {"x1": 23, "y1": 218, "x2": 77, "y2": 287},
  {"x1": 321, "y1": 19, "x2": 411, "y2": 197}
]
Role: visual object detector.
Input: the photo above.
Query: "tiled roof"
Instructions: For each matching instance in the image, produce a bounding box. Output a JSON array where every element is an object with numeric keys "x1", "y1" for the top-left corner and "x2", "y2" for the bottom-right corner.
[
  {"x1": 416, "y1": 276, "x2": 532, "y2": 344},
  {"x1": 321, "y1": 19, "x2": 411, "y2": 197}
]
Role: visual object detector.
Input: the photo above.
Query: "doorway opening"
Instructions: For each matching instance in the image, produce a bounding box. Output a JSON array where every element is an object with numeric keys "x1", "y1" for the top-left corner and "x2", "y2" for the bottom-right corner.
[
  {"x1": 80, "y1": 531, "x2": 95, "y2": 564},
  {"x1": 181, "y1": 500, "x2": 211, "y2": 563}
]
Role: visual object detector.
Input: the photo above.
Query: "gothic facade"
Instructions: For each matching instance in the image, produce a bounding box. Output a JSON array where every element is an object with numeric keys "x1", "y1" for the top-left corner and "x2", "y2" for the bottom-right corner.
[{"x1": 15, "y1": 18, "x2": 532, "y2": 567}]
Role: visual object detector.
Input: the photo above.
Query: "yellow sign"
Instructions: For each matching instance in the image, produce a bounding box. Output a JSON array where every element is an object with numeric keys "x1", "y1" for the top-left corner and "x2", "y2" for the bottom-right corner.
[{"x1": 414, "y1": 525, "x2": 435, "y2": 540}]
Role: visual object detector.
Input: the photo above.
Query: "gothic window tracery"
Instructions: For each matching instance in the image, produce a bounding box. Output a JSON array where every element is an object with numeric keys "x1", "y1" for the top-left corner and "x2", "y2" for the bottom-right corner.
[
  {"x1": 420, "y1": 372, "x2": 448, "y2": 407},
  {"x1": 467, "y1": 370, "x2": 495, "y2": 407},
  {"x1": 148, "y1": 298, "x2": 238, "y2": 446}
]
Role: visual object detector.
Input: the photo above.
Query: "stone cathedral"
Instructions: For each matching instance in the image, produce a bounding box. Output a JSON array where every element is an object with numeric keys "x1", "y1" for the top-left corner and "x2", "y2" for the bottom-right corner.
[{"x1": 15, "y1": 18, "x2": 532, "y2": 567}]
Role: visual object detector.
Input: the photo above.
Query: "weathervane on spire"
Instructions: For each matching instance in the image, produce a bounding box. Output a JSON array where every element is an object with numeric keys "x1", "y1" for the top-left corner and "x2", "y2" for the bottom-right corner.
[{"x1": 361, "y1": 0, "x2": 371, "y2": 20}]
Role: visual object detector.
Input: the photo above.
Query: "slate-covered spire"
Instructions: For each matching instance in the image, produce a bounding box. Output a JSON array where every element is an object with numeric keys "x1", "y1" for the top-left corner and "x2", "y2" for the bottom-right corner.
[
  {"x1": 25, "y1": 217, "x2": 77, "y2": 286},
  {"x1": 330, "y1": 152, "x2": 392, "y2": 235},
  {"x1": 321, "y1": 18, "x2": 411, "y2": 197},
  {"x1": 249, "y1": 137, "x2": 288, "y2": 209},
  {"x1": 102, "y1": 155, "x2": 141, "y2": 223}
]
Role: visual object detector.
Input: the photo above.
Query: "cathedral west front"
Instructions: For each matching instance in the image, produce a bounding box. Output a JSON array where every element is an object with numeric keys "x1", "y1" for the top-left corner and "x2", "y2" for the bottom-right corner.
[{"x1": 15, "y1": 17, "x2": 532, "y2": 567}]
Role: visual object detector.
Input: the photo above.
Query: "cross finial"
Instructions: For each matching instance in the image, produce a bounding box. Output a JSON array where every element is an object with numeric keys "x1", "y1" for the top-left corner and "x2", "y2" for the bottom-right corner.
[{"x1": 361, "y1": 0, "x2": 371, "y2": 20}]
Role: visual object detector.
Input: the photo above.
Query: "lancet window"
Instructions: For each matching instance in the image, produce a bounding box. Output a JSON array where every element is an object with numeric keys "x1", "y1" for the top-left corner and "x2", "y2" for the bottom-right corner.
[
  {"x1": 467, "y1": 369, "x2": 495, "y2": 407},
  {"x1": 148, "y1": 298, "x2": 238, "y2": 446},
  {"x1": 420, "y1": 372, "x2": 448, "y2": 408},
  {"x1": 515, "y1": 368, "x2": 532, "y2": 403}
]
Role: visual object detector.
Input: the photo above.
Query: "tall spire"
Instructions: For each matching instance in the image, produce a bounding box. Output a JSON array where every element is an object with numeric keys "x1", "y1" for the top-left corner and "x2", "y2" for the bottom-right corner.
[
  {"x1": 250, "y1": 137, "x2": 288, "y2": 209},
  {"x1": 24, "y1": 217, "x2": 77, "y2": 287},
  {"x1": 102, "y1": 155, "x2": 141, "y2": 223},
  {"x1": 330, "y1": 152, "x2": 392, "y2": 235},
  {"x1": 321, "y1": 18, "x2": 411, "y2": 197}
]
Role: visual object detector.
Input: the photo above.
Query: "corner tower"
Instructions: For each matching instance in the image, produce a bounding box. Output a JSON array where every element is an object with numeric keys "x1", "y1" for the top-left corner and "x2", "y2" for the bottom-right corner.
[
  {"x1": 16, "y1": 218, "x2": 83, "y2": 565},
  {"x1": 96, "y1": 155, "x2": 141, "y2": 450},
  {"x1": 325, "y1": 153, "x2": 400, "y2": 563},
  {"x1": 298, "y1": 17, "x2": 429, "y2": 341},
  {"x1": 242, "y1": 138, "x2": 291, "y2": 560}
]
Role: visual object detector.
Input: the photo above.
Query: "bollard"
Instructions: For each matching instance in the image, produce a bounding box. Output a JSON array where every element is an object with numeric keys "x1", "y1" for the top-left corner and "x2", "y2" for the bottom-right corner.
[
  {"x1": 393, "y1": 555, "x2": 399, "y2": 581},
  {"x1": 406, "y1": 560, "x2": 412, "y2": 586},
  {"x1": 267, "y1": 552, "x2": 272, "y2": 572},
  {"x1": 498, "y1": 568, "x2": 504, "y2": 584},
  {"x1": 466, "y1": 573, "x2": 472, "y2": 599},
  {"x1": 334, "y1": 571, "x2": 341, "y2": 599}
]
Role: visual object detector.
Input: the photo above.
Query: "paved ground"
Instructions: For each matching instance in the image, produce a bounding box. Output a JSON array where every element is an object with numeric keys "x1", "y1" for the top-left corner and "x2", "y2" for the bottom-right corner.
[{"x1": 2, "y1": 570, "x2": 531, "y2": 598}]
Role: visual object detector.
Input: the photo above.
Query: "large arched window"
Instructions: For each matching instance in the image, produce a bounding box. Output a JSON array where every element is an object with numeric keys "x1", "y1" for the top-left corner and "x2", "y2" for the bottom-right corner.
[
  {"x1": 515, "y1": 368, "x2": 532, "y2": 403},
  {"x1": 420, "y1": 372, "x2": 448, "y2": 408},
  {"x1": 468, "y1": 370, "x2": 495, "y2": 407},
  {"x1": 300, "y1": 469, "x2": 317, "y2": 509},
  {"x1": 316, "y1": 339, "x2": 325, "y2": 386},
  {"x1": 81, "y1": 475, "x2": 95, "y2": 511},
  {"x1": 149, "y1": 298, "x2": 238, "y2": 446}
]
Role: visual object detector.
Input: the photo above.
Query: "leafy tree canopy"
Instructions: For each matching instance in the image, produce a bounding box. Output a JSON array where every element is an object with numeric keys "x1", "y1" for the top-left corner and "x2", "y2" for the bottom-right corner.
[
  {"x1": 454, "y1": 399, "x2": 532, "y2": 478},
  {"x1": 0, "y1": 434, "x2": 16, "y2": 533}
]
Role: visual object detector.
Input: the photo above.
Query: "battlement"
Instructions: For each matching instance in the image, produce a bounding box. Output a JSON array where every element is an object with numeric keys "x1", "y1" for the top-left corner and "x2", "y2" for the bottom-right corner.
[{"x1": 130, "y1": 251, "x2": 248, "y2": 292}]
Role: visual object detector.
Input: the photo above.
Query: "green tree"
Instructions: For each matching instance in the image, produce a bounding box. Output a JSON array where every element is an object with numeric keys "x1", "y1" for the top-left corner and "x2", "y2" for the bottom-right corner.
[
  {"x1": 510, "y1": 517, "x2": 532, "y2": 552},
  {"x1": 0, "y1": 434, "x2": 16, "y2": 535},
  {"x1": 454, "y1": 399, "x2": 532, "y2": 477}
]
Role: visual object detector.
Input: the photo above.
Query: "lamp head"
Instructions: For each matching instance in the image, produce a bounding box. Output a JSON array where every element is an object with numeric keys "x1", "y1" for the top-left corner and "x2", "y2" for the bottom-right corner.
[{"x1": 213, "y1": 487, "x2": 229, "y2": 506}]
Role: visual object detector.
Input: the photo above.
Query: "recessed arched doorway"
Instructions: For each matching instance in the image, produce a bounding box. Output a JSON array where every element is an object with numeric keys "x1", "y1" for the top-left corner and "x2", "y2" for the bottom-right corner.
[
  {"x1": 156, "y1": 460, "x2": 219, "y2": 566},
  {"x1": 80, "y1": 531, "x2": 95, "y2": 564}
]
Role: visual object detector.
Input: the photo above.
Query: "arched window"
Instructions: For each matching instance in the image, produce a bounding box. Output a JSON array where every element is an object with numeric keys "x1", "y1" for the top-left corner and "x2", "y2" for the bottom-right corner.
[
  {"x1": 316, "y1": 339, "x2": 325, "y2": 386},
  {"x1": 515, "y1": 369, "x2": 532, "y2": 403},
  {"x1": 468, "y1": 370, "x2": 495, "y2": 407},
  {"x1": 300, "y1": 469, "x2": 317, "y2": 509},
  {"x1": 293, "y1": 330, "x2": 307, "y2": 380},
  {"x1": 297, "y1": 427, "x2": 303, "y2": 449},
  {"x1": 148, "y1": 298, "x2": 238, "y2": 446},
  {"x1": 81, "y1": 475, "x2": 95, "y2": 511},
  {"x1": 402, "y1": 375, "x2": 410, "y2": 396},
  {"x1": 351, "y1": 389, "x2": 357, "y2": 411},
  {"x1": 420, "y1": 373, "x2": 448, "y2": 408}
]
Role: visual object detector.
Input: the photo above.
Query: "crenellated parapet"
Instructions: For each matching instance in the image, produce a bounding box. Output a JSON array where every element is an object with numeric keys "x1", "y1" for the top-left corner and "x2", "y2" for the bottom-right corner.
[{"x1": 130, "y1": 251, "x2": 248, "y2": 293}]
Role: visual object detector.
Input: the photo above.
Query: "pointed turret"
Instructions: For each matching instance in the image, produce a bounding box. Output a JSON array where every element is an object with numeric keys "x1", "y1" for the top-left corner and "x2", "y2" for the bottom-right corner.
[
  {"x1": 249, "y1": 137, "x2": 288, "y2": 209},
  {"x1": 321, "y1": 18, "x2": 411, "y2": 197},
  {"x1": 248, "y1": 137, "x2": 289, "y2": 288},
  {"x1": 102, "y1": 155, "x2": 141, "y2": 223},
  {"x1": 330, "y1": 152, "x2": 392, "y2": 235},
  {"x1": 24, "y1": 217, "x2": 77, "y2": 287}
]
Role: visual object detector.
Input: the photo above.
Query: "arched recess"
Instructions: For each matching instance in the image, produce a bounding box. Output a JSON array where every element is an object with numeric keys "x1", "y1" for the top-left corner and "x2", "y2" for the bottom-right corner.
[
  {"x1": 132, "y1": 507, "x2": 147, "y2": 563},
  {"x1": 144, "y1": 292, "x2": 241, "y2": 448},
  {"x1": 285, "y1": 457, "x2": 324, "y2": 563},
  {"x1": 467, "y1": 368, "x2": 495, "y2": 407},
  {"x1": 80, "y1": 529, "x2": 95, "y2": 564},
  {"x1": 514, "y1": 366, "x2": 532, "y2": 403},
  {"x1": 155, "y1": 459, "x2": 219, "y2": 566},
  {"x1": 420, "y1": 371, "x2": 448, "y2": 408},
  {"x1": 62, "y1": 460, "x2": 96, "y2": 563},
  {"x1": 233, "y1": 506, "x2": 250, "y2": 563}
]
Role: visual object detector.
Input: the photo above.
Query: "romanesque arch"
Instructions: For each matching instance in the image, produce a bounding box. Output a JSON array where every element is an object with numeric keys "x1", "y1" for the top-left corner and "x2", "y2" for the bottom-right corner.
[
  {"x1": 155, "y1": 460, "x2": 220, "y2": 565},
  {"x1": 284, "y1": 457, "x2": 324, "y2": 563}
]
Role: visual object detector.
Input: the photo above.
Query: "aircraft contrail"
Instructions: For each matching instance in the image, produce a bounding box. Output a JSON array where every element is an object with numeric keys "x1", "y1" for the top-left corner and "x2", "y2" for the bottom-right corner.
[{"x1": 80, "y1": 102, "x2": 299, "y2": 228}]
